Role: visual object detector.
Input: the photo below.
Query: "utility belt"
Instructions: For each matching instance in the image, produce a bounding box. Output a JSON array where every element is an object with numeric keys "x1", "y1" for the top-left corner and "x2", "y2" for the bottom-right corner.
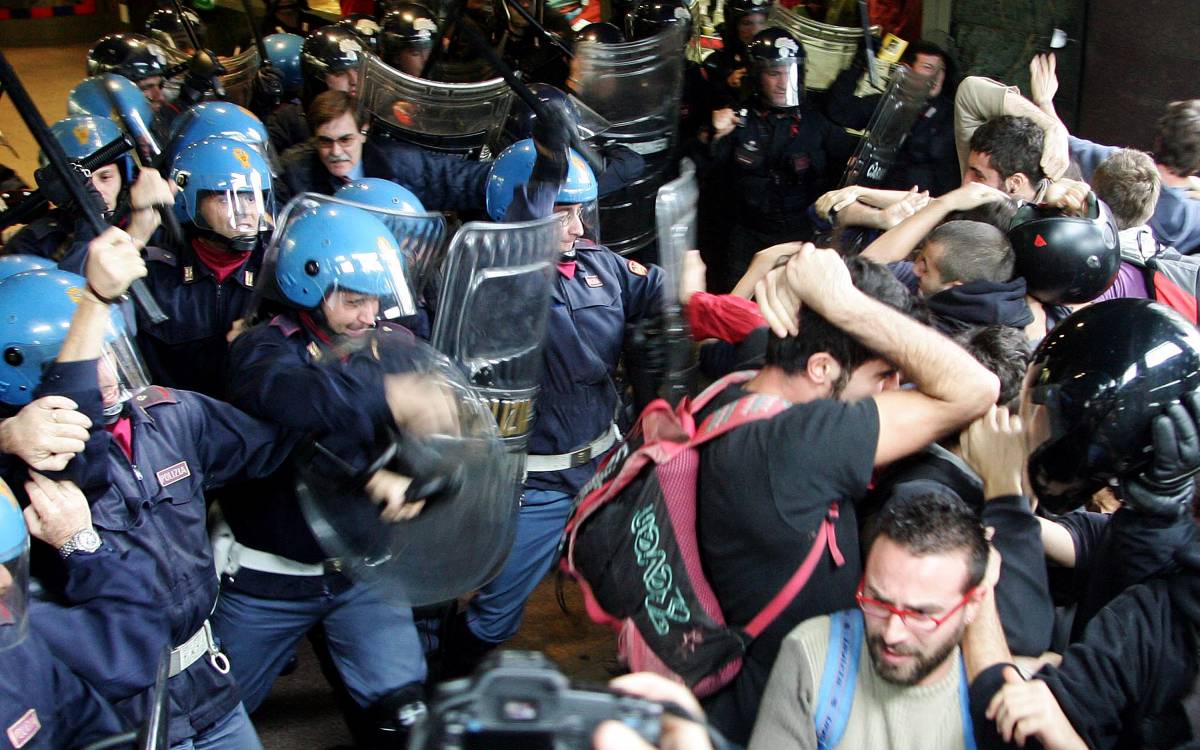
[
  {"x1": 224, "y1": 541, "x2": 348, "y2": 578},
  {"x1": 525, "y1": 423, "x2": 619, "y2": 474},
  {"x1": 169, "y1": 620, "x2": 230, "y2": 678}
]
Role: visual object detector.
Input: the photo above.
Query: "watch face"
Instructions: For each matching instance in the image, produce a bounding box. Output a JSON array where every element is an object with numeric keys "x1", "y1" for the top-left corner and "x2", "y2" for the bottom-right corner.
[{"x1": 76, "y1": 529, "x2": 102, "y2": 552}]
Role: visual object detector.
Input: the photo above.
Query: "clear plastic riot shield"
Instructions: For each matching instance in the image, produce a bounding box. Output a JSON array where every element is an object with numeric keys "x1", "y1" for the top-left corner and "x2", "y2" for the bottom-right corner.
[
  {"x1": 766, "y1": 5, "x2": 888, "y2": 92},
  {"x1": 430, "y1": 215, "x2": 560, "y2": 482},
  {"x1": 569, "y1": 23, "x2": 687, "y2": 256},
  {"x1": 839, "y1": 66, "x2": 935, "y2": 188},
  {"x1": 159, "y1": 46, "x2": 261, "y2": 109},
  {"x1": 655, "y1": 157, "x2": 697, "y2": 315},
  {"x1": 296, "y1": 338, "x2": 515, "y2": 607},
  {"x1": 356, "y1": 52, "x2": 515, "y2": 159}
]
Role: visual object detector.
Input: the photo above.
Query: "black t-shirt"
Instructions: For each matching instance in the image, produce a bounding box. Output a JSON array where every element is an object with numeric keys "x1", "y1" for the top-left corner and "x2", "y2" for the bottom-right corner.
[{"x1": 696, "y1": 385, "x2": 879, "y2": 743}]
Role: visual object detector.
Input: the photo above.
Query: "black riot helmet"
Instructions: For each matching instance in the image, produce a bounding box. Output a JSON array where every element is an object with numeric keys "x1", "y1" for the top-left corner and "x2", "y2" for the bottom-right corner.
[
  {"x1": 380, "y1": 2, "x2": 438, "y2": 71},
  {"x1": 626, "y1": 0, "x2": 693, "y2": 41},
  {"x1": 300, "y1": 26, "x2": 366, "y2": 99},
  {"x1": 721, "y1": 0, "x2": 770, "y2": 48},
  {"x1": 1025, "y1": 299, "x2": 1200, "y2": 514},
  {"x1": 336, "y1": 14, "x2": 383, "y2": 52},
  {"x1": 1009, "y1": 194, "x2": 1121, "y2": 305},
  {"x1": 747, "y1": 27, "x2": 804, "y2": 109},
  {"x1": 86, "y1": 33, "x2": 170, "y2": 82},
  {"x1": 145, "y1": 7, "x2": 207, "y2": 52},
  {"x1": 574, "y1": 21, "x2": 625, "y2": 44}
]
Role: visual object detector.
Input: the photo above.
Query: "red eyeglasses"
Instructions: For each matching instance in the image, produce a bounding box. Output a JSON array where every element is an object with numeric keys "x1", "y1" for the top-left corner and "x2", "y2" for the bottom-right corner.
[{"x1": 855, "y1": 578, "x2": 977, "y2": 634}]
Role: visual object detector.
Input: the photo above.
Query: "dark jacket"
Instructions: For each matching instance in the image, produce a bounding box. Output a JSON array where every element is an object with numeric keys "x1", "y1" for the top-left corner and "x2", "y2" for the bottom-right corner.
[{"x1": 926, "y1": 278, "x2": 1034, "y2": 334}]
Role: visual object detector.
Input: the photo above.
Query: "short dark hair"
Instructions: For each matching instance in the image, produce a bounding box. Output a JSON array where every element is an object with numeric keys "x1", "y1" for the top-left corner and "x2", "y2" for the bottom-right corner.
[
  {"x1": 925, "y1": 220, "x2": 1014, "y2": 283},
  {"x1": 765, "y1": 256, "x2": 913, "y2": 382},
  {"x1": 1153, "y1": 100, "x2": 1200, "y2": 178},
  {"x1": 945, "y1": 197, "x2": 1020, "y2": 232},
  {"x1": 969, "y1": 116, "x2": 1046, "y2": 184},
  {"x1": 953, "y1": 324, "x2": 1030, "y2": 407},
  {"x1": 867, "y1": 490, "x2": 989, "y2": 591},
  {"x1": 307, "y1": 89, "x2": 362, "y2": 133},
  {"x1": 1091, "y1": 149, "x2": 1161, "y2": 230}
]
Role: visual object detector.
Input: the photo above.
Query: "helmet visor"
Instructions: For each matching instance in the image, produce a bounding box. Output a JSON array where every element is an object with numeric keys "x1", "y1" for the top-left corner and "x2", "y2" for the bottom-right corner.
[
  {"x1": 756, "y1": 59, "x2": 801, "y2": 108},
  {"x1": 195, "y1": 172, "x2": 273, "y2": 237},
  {"x1": 99, "y1": 315, "x2": 151, "y2": 419}
]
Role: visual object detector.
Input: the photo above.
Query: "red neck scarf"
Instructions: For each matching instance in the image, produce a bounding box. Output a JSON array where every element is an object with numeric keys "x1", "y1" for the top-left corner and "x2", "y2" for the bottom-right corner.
[
  {"x1": 105, "y1": 416, "x2": 133, "y2": 462},
  {"x1": 191, "y1": 238, "x2": 250, "y2": 284}
]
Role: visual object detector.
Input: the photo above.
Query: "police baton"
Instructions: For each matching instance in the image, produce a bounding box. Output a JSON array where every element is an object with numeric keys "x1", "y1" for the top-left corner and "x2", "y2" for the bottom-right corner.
[
  {"x1": 237, "y1": 0, "x2": 278, "y2": 79},
  {"x1": 0, "y1": 51, "x2": 168, "y2": 324},
  {"x1": 0, "y1": 134, "x2": 133, "y2": 230},
  {"x1": 168, "y1": 0, "x2": 203, "y2": 54},
  {"x1": 456, "y1": 17, "x2": 605, "y2": 176},
  {"x1": 499, "y1": 0, "x2": 574, "y2": 60}
]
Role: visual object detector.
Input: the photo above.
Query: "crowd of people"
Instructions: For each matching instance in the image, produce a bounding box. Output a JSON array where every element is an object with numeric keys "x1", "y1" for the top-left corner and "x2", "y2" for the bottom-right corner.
[{"x1": 1, "y1": 0, "x2": 1200, "y2": 748}]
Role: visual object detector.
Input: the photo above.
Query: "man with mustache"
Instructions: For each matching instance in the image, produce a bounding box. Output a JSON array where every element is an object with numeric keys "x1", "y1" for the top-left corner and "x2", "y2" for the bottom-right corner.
[{"x1": 748, "y1": 490, "x2": 991, "y2": 750}]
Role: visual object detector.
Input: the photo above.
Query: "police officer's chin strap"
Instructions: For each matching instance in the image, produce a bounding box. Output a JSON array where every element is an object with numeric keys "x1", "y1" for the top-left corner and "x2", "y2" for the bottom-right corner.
[
  {"x1": 194, "y1": 226, "x2": 259, "y2": 254},
  {"x1": 102, "y1": 397, "x2": 129, "y2": 425}
]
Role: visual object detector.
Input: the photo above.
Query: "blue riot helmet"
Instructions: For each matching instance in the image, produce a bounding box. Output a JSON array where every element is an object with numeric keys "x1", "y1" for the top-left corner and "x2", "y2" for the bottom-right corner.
[
  {"x1": 486, "y1": 139, "x2": 599, "y2": 243},
  {"x1": 170, "y1": 136, "x2": 274, "y2": 251},
  {"x1": 66, "y1": 75, "x2": 160, "y2": 163},
  {"x1": 0, "y1": 256, "x2": 53, "y2": 283},
  {"x1": 335, "y1": 178, "x2": 426, "y2": 215},
  {"x1": 43, "y1": 116, "x2": 137, "y2": 213},
  {"x1": 0, "y1": 270, "x2": 148, "y2": 411},
  {"x1": 0, "y1": 477, "x2": 29, "y2": 652},
  {"x1": 165, "y1": 102, "x2": 277, "y2": 176},
  {"x1": 264, "y1": 33, "x2": 305, "y2": 98},
  {"x1": 272, "y1": 202, "x2": 416, "y2": 320}
]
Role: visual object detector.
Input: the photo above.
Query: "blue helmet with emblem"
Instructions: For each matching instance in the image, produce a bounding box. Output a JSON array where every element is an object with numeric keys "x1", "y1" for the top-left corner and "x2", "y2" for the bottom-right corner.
[
  {"x1": 0, "y1": 475, "x2": 29, "y2": 652},
  {"x1": 485, "y1": 138, "x2": 598, "y2": 221},
  {"x1": 0, "y1": 270, "x2": 149, "y2": 413},
  {"x1": 264, "y1": 33, "x2": 305, "y2": 97},
  {"x1": 44, "y1": 115, "x2": 136, "y2": 185},
  {"x1": 335, "y1": 178, "x2": 426, "y2": 215},
  {"x1": 66, "y1": 75, "x2": 159, "y2": 160},
  {"x1": 170, "y1": 136, "x2": 274, "y2": 241},
  {"x1": 272, "y1": 202, "x2": 414, "y2": 316},
  {"x1": 0, "y1": 256, "x2": 54, "y2": 283},
  {"x1": 165, "y1": 102, "x2": 276, "y2": 175}
]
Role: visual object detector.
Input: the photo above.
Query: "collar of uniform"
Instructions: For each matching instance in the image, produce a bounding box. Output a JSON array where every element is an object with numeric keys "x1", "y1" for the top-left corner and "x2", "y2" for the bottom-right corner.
[
  {"x1": 269, "y1": 313, "x2": 303, "y2": 338},
  {"x1": 184, "y1": 239, "x2": 260, "y2": 288}
]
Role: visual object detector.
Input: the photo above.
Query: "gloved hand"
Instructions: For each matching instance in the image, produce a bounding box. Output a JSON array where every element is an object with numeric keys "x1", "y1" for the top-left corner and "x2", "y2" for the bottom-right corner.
[
  {"x1": 251, "y1": 63, "x2": 285, "y2": 110},
  {"x1": 531, "y1": 98, "x2": 576, "y2": 162},
  {"x1": 1121, "y1": 391, "x2": 1200, "y2": 518}
]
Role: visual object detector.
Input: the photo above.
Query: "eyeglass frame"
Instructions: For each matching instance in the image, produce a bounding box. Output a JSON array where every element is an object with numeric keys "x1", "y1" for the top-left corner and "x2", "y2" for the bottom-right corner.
[
  {"x1": 854, "y1": 577, "x2": 978, "y2": 634},
  {"x1": 553, "y1": 204, "x2": 585, "y2": 228},
  {"x1": 313, "y1": 131, "x2": 363, "y2": 151}
]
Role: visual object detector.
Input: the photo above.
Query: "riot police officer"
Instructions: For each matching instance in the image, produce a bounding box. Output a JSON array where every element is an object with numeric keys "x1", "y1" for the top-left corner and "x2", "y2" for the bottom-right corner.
[
  {"x1": 379, "y1": 2, "x2": 438, "y2": 77},
  {"x1": 446, "y1": 134, "x2": 664, "y2": 670},
  {"x1": 697, "y1": 27, "x2": 852, "y2": 292},
  {"x1": 213, "y1": 202, "x2": 452, "y2": 746},
  {"x1": 0, "y1": 228, "x2": 296, "y2": 749},
  {"x1": 263, "y1": 32, "x2": 305, "y2": 103},
  {"x1": 87, "y1": 33, "x2": 174, "y2": 114},
  {"x1": 145, "y1": 6, "x2": 208, "y2": 54},
  {"x1": 337, "y1": 13, "x2": 384, "y2": 53},
  {"x1": 700, "y1": 0, "x2": 771, "y2": 109}
]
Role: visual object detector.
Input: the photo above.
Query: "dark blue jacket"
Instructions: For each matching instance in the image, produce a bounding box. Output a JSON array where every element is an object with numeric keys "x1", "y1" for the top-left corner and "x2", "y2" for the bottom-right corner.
[
  {"x1": 220, "y1": 316, "x2": 415, "y2": 597},
  {"x1": 505, "y1": 179, "x2": 664, "y2": 495},
  {"x1": 2, "y1": 211, "x2": 84, "y2": 262},
  {"x1": 33, "y1": 360, "x2": 297, "y2": 741},
  {"x1": 277, "y1": 137, "x2": 493, "y2": 211}
]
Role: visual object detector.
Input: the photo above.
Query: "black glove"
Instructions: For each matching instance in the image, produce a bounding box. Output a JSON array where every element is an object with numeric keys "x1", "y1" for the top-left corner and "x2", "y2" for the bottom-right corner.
[
  {"x1": 180, "y1": 50, "x2": 227, "y2": 104},
  {"x1": 1121, "y1": 391, "x2": 1200, "y2": 518},
  {"x1": 251, "y1": 63, "x2": 285, "y2": 111},
  {"x1": 531, "y1": 98, "x2": 576, "y2": 160}
]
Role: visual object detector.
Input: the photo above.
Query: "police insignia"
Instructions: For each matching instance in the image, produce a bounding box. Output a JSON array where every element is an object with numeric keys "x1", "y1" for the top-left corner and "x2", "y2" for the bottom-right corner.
[
  {"x1": 627, "y1": 259, "x2": 649, "y2": 276},
  {"x1": 65, "y1": 286, "x2": 83, "y2": 304},
  {"x1": 72, "y1": 123, "x2": 91, "y2": 146},
  {"x1": 6, "y1": 709, "x2": 40, "y2": 748},
  {"x1": 183, "y1": 266, "x2": 195, "y2": 283},
  {"x1": 585, "y1": 274, "x2": 603, "y2": 287},
  {"x1": 232, "y1": 148, "x2": 252, "y2": 170},
  {"x1": 307, "y1": 341, "x2": 323, "y2": 362},
  {"x1": 156, "y1": 460, "x2": 191, "y2": 487}
]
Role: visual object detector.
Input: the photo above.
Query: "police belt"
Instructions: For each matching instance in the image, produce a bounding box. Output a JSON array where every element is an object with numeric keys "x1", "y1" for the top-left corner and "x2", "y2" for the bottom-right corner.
[
  {"x1": 169, "y1": 620, "x2": 231, "y2": 678},
  {"x1": 226, "y1": 541, "x2": 347, "y2": 577},
  {"x1": 525, "y1": 424, "x2": 619, "y2": 473}
]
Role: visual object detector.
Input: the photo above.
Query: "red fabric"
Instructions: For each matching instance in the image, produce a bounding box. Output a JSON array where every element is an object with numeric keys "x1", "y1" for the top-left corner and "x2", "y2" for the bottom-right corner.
[
  {"x1": 869, "y1": 0, "x2": 923, "y2": 44},
  {"x1": 339, "y1": 0, "x2": 374, "y2": 13},
  {"x1": 1153, "y1": 272, "x2": 1200, "y2": 324},
  {"x1": 191, "y1": 239, "x2": 250, "y2": 284},
  {"x1": 557, "y1": 260, "x2": 577, "y2": 279},
  {"x1": 298, "y1": 311, "x2": 335, "y2": 346},
  {"x1": 685, "y1": 292, "x2": 766, "y2": 343},
  {"x1": 105, "y1": 417, "x2": 132, "y2": 462}
]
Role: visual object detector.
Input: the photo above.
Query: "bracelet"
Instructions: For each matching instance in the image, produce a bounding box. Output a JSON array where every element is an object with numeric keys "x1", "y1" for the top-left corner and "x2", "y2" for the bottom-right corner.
[{"x1": 85, "y1": 282, "x2": 120, "y2": 305}]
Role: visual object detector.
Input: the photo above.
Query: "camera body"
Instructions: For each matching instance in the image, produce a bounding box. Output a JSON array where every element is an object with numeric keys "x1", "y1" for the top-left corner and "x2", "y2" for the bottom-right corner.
[{"x1": 409, "y1": 650, "x2": 663, "y2": 749}]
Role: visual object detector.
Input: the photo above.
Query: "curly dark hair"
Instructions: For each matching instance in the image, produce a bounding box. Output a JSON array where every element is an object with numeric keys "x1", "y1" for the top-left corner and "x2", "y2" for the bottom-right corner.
[
  {"x1": 866, "y1": 489, "x2": 989, "y2": 591},
  {"x1": 969, "y1": 116, "x2": 1046, "y2": 184},
  {"x1": 1153, "y1": 100, "x2": 1200, "y2": 178}
]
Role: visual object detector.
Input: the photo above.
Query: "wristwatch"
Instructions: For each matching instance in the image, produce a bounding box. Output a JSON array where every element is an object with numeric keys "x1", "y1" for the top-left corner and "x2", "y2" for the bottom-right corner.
[{"x1": 58, "y1": 528, "x2": 102, "y2": 559}]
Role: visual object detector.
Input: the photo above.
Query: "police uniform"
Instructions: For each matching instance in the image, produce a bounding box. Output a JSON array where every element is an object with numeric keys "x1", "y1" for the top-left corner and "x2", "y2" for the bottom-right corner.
[
  {"x1": 212, "y1": 316, "x2": 427, "y2": 715},
  {"x1": 33, "y1": 360, "x2": 297, "y2": 747},
  {"x1": 465, "y1": 178, "x2": 664, "y2": 644},
  {"x1": 2, "y1": 212, "x2": 78, "y2": 263},
  {"x1": 134, "y1": 244, "x2": 261, "y2": 400}
]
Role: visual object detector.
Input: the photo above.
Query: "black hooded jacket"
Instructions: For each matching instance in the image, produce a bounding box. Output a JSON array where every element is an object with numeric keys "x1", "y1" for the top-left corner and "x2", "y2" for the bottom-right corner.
[{"x1": 926, "y1": 278, "x2": 1033, "y2": 334}]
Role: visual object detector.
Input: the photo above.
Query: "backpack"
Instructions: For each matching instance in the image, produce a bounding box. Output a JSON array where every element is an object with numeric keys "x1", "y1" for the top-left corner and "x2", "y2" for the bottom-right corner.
[
  {"x1": 1121, "y1": 230, "x2": 1200, "y2": 323},
  {"x1": 814, "y1": 610, "x2": 976, "y2": 750},
  {"x1": 561, "y1": 370, "x2": 846, "y2": 697}
]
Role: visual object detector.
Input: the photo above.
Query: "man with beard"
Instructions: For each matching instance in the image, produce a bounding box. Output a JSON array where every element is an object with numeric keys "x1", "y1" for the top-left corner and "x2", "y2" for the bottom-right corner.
[{"x1": 748, "y1": 490, "x2": 989, "y2": 749}]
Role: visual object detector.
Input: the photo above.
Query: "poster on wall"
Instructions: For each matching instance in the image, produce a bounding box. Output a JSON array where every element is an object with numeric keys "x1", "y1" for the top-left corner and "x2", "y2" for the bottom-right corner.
[{"x1": 0, "y1": 0, "x2": 97, "y2": 19}]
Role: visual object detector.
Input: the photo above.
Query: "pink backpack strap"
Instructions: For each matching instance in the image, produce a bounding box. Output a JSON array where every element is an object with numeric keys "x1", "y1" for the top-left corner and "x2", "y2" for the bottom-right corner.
[
  {"x1": 690, "y1": 370, "x2": 762, "y2": 414},
  {"x1": 744, "y1": 502, "x2": 846, "y2": 639},
  {"x1": 690, "y1": 391, "x2": 790, "y2": 448}
]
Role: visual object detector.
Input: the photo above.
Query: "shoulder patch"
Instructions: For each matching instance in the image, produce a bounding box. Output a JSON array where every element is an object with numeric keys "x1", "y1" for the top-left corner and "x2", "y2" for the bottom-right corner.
[
  {"x1": 145, "y1": 246, "x2": 178, "y2": 267},
  {"x1": 627, "y1": 259, "x2": 649, "y2": 277},
  {"x1": 6, "y1": 708, "x2": 40, "y2": 748},
  {"x1": 133, "y1": 386, "x2": 178, "y2": 409}
]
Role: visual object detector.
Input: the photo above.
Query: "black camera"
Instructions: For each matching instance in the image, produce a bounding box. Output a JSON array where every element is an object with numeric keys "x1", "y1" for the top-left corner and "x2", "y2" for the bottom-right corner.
[{"x1": 409, "y1": 650, "x2": 663, "y2": 749}]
